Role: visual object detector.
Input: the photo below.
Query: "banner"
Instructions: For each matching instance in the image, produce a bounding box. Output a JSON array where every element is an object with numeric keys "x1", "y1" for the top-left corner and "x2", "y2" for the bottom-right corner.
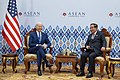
[{"x1": 0, "y1": 0, "x2": 120, "y2": 28}]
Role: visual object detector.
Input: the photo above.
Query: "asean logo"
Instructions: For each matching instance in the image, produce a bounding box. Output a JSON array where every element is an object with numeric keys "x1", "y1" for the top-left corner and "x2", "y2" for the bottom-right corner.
[
  {"x1": 63, "y1": 13, "x2": 67, "y2": 16},
  {"x1": 109, "y1": 13, "x2": 113, "y2": 17}
]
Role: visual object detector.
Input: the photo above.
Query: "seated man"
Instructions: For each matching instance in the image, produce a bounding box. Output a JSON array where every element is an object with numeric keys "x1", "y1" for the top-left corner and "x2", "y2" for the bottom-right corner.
[
  {"x1": 28, "y1": 22, "x2": 53, "y2": 76},
  {"x1": 76, "y1": 23, "x2": 106, "y2": 78}
]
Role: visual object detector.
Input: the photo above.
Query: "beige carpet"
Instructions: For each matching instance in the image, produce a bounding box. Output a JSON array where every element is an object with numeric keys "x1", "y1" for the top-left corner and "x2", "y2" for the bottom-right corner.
[{"x1": 0, "y1": 64, "x2": 120, "y2": 80}]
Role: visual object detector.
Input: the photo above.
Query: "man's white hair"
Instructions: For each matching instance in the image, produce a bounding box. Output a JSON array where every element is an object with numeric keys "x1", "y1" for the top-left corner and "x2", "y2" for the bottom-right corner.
[{"x1": 36, "y1": 22, "x2": 42, "y2": 27}]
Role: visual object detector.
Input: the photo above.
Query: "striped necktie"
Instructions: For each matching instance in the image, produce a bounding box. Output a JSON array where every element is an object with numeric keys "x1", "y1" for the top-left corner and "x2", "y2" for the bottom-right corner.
[{"x1": 92, "y1": 34, "x2": 95, "y2": 39}]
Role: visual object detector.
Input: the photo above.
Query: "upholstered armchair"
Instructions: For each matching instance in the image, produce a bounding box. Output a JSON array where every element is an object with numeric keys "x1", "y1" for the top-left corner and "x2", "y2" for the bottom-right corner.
[
  {"x1": 23, "y1": 28, "x2": 53, "y2": 74},
  {"x1": 80, "y1": 28, "x2": 112, "y2": 77}
]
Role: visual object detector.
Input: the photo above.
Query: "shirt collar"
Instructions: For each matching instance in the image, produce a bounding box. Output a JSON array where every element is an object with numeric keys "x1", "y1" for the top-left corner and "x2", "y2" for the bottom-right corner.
[
  {"x1": 36, "y1": 31, "x2": 41, "y2": 36},
  {"x1": 93, "y1": 31, "x2": 97, "y2": 35}
]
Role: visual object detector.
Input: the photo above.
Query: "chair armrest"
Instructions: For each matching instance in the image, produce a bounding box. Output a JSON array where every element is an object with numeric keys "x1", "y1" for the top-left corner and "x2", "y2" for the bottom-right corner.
[
  {"x1": 106, "y1": 48, "x2": 112, "y2": 52},
  {"x1": 105, "y1": 47, "x2": 112, "y2": 56},
  {"x1": 23, "y1": 46, "x2": 28, "y2": 55},
  {"x1": 23, "y1": 46, "x2": 28, "y2": 52}
]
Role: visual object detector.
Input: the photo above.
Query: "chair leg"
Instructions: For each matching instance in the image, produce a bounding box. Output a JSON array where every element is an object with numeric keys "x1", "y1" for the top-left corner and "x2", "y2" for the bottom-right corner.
[
  {"x1": 2, "y1": 57, "x2": 6, "y2": 73},
  {"x1": 12, "y1": 59, "x2": 15, "y2": 71},
  {"x1": 14, "y1": 57, "x2": 18, "y2": 73},
  {"x1": 75, "y1": 62, "x2": 78, "y2": 72},
  {"x1": 100, "y1": 62, "x2": 104, "y2": 77},
  {"x1": 12, "y1": 58, "x2": 17, "y2": 73},
  {"x1": 28, "y1": 62, "x2": 30, "y2": 71},
  {"x1": 49, "y1": 66, "x2": 53, "y2": 73},
  {"x1": 106, "y1": 62, "x2": 109, "y2": 74},
  {"x1": 58, "y1": 62, "x2": 62, "y2": 71},
  {"x1": 24, "y1": 59, "x2": 29, "y2": 74},
  {"x1": 111, "y1": 64, "x2": 115, "y2": 77},
  {"x1": 49, "y1": 58, "x2": 53, "y2": 73}
]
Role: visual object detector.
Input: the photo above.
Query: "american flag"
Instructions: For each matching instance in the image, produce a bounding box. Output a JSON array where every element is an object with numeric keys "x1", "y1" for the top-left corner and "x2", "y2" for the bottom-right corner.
[{"x1": 2, "y1": 0, "x2": 22, "y2": 52}]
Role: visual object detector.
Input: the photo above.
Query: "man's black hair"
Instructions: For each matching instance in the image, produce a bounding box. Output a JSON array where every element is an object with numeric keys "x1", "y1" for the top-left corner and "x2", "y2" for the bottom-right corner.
[{"x1": 90, "y1": 23, "x2": 98, "y2": 28}]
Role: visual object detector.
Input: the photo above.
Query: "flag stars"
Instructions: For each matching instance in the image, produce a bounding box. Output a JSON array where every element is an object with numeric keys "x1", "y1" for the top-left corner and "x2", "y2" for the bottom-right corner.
[
  {"x1": 9, "y1": 10, "x2": 11, "y2": 12},
  {"x1": 9, "y1": 2, "x2": 12, "y2": 5},
  {"x1": 13, "y1": 2, "x2": 15, "y2": 4},
  {"x1": 12, "y1": 14, "x2": 14, "y2": 16},
  {"x1": 10, "y1": 0, "x2": 12, "y2": 2},
  {"x1": 7, "y1": 0, "x2": 17, "y2": 17}
]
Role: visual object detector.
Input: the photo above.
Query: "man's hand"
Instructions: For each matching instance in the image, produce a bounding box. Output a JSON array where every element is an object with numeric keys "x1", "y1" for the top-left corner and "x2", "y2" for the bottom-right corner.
[
  {"x1": 101, "y1": 47, "x2": 105, "y2": 51},
  {"x1": 86, "y1": 46, "x2": 90, "y2": 49},
  {"x1": 42, "y1": 43, "x2": 47, "y2": 49},
  {"x1": 36, "y1": 44, "x2": 42, "y2": 46}
]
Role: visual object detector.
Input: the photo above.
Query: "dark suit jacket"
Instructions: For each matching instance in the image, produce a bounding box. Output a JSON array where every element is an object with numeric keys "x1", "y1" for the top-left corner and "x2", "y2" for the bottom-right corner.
[
  {"x1": 28, "y1": 31, "x2": 51, "y2": 54},
  {"x1": 85, "y1": 30, "x2": 106, "y2": 55}
]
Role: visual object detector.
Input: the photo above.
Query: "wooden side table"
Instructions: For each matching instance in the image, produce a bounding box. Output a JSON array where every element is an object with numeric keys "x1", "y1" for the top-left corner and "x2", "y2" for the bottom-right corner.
[
  {"x1": 55, "y1": 55, "x2": 78, "y2": 74},
  {"x1": 107, "y1": 58, "x2": 120, "y2": 79},
  {"x1": 2, "y1": 54, "x2": 18, "y2": 73}
]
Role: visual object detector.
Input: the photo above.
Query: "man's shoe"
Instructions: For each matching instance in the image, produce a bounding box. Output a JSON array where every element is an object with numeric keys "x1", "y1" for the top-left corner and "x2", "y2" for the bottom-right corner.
[
  {"x1": 38, "y1": 70, "x2": 42, "y2": 76},
  {"x1": 86, "y1": 72, "x2": 93, "y2": 78},
  {"x1": 76, "y1": 71, "x2": 85, "y2": 77},
  {"x1": 46, "y1": 63, "x2": 53, "y2": 67}
]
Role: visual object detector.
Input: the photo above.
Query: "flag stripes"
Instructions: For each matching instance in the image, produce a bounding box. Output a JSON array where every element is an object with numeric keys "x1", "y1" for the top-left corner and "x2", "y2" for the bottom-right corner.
[{"x1": 2, "y1": 0, "x2": 22, "y2": 52}]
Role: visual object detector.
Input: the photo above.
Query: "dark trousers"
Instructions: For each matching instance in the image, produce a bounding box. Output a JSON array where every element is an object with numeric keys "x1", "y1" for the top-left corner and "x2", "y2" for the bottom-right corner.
[
  {"x1": 36, "y1": 46, "x2": 46, "y2": 66},
  {"x1": 28, "y1": 46, "x2": 46, "y2": 67},
  {"x1": 80, "y1": 52, "x2": 100, "y2": 72}
]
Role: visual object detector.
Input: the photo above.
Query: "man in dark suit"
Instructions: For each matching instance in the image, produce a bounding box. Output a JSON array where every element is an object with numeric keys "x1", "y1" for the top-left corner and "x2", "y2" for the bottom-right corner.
[
  {"x1": 28, "y1": 22, "x2": 52, "y2": 76},
  {"x1": 76, "y1": 23, "x2": 106, "y2": 78}
]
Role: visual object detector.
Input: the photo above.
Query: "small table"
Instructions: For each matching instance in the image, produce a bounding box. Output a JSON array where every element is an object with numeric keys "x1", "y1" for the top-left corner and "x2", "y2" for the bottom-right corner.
[
  {"x1": 55, "y1": 55, "x2": 78, "y2": 74},
  {"x1": 107, "y1": 58, "x2": 120, "y2": 79},
  {"x1": 2, "y1": 54, "x2": 18, "y2": 73}
]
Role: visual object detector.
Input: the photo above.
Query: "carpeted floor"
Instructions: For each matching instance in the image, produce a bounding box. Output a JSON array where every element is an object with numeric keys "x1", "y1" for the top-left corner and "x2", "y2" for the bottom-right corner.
[{"x1": 0, "y1": 64, "x2": 120, "y2": 80}]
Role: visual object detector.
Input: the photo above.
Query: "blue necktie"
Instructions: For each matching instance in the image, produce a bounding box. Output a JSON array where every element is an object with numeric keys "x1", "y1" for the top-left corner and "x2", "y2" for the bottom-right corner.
[{"x1": 39, "y1": 32, "x2": 41, "y2": 43}]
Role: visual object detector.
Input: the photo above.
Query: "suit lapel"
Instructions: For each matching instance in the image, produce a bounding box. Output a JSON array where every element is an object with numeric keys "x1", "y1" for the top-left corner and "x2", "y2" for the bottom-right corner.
[
  {"x1": 41, "y1": 32, "x2": 44, "y2": 43},
  {"x1": 90, "y1": 31, "x2": 99, "y2": 40},
  {"x1": 94, "y1": 31, "x2": 99, "y2": 40},
  {"x1": 90, "y1": 34, "x2": 93, "y2": 40},
  {"x1": 35, "y1": 32, "x2": 39, "y2": 42}
]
